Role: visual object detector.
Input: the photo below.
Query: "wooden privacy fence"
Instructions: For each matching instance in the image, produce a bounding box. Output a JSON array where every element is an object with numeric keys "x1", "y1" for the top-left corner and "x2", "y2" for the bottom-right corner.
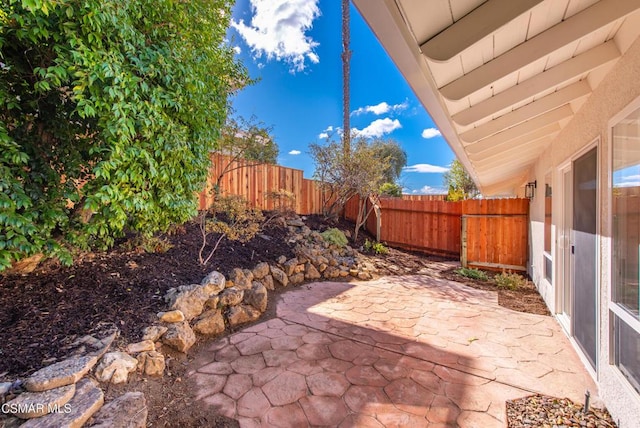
[
  {"x1": 345, "y1": 197, "x2": 529, "y2": 271},
  {"x1": 345, "y1": 197, "x2": 462, "y2": 257},
  {"x1": 461, "y1": 199, "x2": 529, "y2": 271},
  {"x1": 198, "y1": 153, "x2": 328, "y2": 215}
]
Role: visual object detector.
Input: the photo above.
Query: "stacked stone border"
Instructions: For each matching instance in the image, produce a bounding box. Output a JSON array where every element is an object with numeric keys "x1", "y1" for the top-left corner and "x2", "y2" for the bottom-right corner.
[{"x1": 0, "y1": 216, "x2": 377, "y2": 427}]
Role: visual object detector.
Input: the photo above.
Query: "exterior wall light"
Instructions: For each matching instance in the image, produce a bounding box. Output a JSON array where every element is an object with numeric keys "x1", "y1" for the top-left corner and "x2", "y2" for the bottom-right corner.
[{"x1": 525, "y1": 180, "x2": 537, "y2": 199}]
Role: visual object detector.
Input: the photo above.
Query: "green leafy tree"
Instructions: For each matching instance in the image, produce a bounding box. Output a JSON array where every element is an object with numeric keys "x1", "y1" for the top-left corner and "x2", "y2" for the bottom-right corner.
[
  {"x1": 443, "y1": 159, "x2": 480, "y2": 201},
  {"x1": 0, "y1": 0, "x2": 247, "y2": 271},
  {"x1": 310, "y1": 137, "x2": 406, "y2": 240},
  {"x1": 379, "y1": 182, "x2": 403, "y2": 197},
  {"x1": 371, "y1": 138, "x2": 407, "y2": 184}
]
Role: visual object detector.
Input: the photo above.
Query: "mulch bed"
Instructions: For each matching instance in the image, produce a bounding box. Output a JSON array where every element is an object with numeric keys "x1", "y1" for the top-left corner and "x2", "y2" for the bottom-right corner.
[
  {"x1": 0, "y1": 219, "x2": 294, "y2": 380},
  {"x1": 0, "y1": 213, "x2": 605, "y2": 427}
]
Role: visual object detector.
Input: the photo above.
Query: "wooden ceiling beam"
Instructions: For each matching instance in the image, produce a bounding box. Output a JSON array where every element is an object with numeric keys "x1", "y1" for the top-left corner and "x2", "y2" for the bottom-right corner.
[
  {"x1": 465, "y1": 106, "x2": 571, "y2": 153},
  {"x1": 420, "y1": 0, "x2": 544, "y2": 62},
  {"x1": 439, "y1": 0, "x2": 637, "y2": 100},
  {"x1": 460, "y1": 80, "x2": 590, "y2": 142},
  {"x1": 467, "y1": 123, "x2": 560, "y2": 158}
]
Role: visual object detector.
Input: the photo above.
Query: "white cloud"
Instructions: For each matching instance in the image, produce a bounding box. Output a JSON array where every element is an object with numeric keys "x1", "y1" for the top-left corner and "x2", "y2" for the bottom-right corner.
[
  {"x1": 233, "y1": 46, "x2": 242, "y2": 55},
  {"x1": 352, "y1": 118, "x2": 401, "y2": 138},
  {"x1": 616, "y1": 181, "x2": 640, "y2": 188},
  {"x1": 231, "y1": 0, "x2": 321, "y2": 72},
  {"x1": 318, "y1": 125, "x2": 338, "y2": 139},
  {"x1": 403, "y1": 164, "x2": 450, "y2": 173},
  {"x1": 412, "y1": 185, "x2": 447, "y2": 195},
  {"x1": 621, "y1": 174, "x2": 640, "y2": 182},
  {"x1": 421, "y1": 128, "x2": 442, "y2": 139},
  {"x1": 351, "y1": 100, "x2": 408, "y2": 116},
  {"x1": 288, "y1": 150, "x2": 301, "y2": 155}
]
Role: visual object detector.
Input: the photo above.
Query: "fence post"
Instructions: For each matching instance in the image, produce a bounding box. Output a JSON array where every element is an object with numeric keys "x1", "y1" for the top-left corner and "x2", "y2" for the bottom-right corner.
[{"x1": 461, "y1": 216, "x2": 467, "y2": 268}]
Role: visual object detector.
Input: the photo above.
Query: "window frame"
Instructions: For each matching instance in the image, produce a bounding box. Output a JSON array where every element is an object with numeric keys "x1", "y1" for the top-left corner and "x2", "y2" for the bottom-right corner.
[{"x1": 608, "y1": 97, "x2": 640, "y2": 395}]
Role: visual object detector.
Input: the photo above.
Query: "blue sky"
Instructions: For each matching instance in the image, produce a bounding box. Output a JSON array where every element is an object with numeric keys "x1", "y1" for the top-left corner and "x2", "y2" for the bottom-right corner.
[{"x1": 228, "y1": 0, "x2": 454, "y2": 194}]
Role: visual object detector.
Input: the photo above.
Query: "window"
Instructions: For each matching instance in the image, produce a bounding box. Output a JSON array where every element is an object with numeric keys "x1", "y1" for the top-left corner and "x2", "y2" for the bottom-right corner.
[
  {"x1": 544, "y1": 174, "x2": 552, "y2": 283},
  {"x1": 612, "y1": 104, "x2": 640, "y2": 392}
]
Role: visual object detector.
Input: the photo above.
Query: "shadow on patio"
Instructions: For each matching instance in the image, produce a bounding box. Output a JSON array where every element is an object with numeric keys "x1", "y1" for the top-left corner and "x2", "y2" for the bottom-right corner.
[{"x1": 186, "y1": 274, "x2": 597, "y2": 427}]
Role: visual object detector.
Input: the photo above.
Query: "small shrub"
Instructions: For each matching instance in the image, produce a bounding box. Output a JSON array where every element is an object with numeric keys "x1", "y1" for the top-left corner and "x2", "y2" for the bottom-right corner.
[
  {"x1": 124, "y1": 235, "x2": 173, "y2": 254},
  {"x1": 199, "y1": 195, "x2": 264, "y2": 265},
  {"x1": 493, "y1": 271, "x2": 527, "y2": 290},
  {"x1": 363, "y1": 239, "x2": 389, "y2": 255},
  {"x1": 321, "y1": 228, "x2": 348, "y2": 247},
  {"x1": 166, "y1": 223, "x2": 187, "y2": 236},
  {"x1": 455, "y1": 267, "x2": 489, "y2": 281},
  {"x1": 266, "y1": 189, "x2": 296, "y2": 217}
]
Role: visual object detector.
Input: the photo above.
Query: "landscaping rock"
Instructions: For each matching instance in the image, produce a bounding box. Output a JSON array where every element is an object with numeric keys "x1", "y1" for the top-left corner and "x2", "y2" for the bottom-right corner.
[
  {"x1": 304, "y1": 263, "x2": 321, "y2": 280},
  {"x1": 289, "y1": 272, "x2": 305, "y2": 284},
  {"x1": 162, "y1": 322, "x2": 196, "y2": 353},
  {"x1": 244, "y1": 282, "x2": 268, "y2": 313},
  {"x1": 242, "y1": 269, "x2": 254, "y2": 282},
  {"x1": 0, "y1": 381, "x2": 12, "y2": 396},
  {"x1": 21, "y1": 378, "x2": 103, "y2": 428},
  {"x1": 252, "y1": 262, "x2": 270, "y2": 279},
  {"x1": 270, "y1": 266, "x2": 288, "y2": 287},
  {"x1": 60, "y1": 325, "x2": 118, "y2": 360},
  {"x1": 276, "y1": 255, "x2": 287, "y2": 265},
  {"x1": 157, "y1": 310, "x2": 185, "y2": 323},
  {"x1": 5, "y1": 384, "x2": 75, "y2": 419},
  {"x1": 287, "y1": 218, "x2": 305, "y2": 227},
  {"x1": 90, "y1": 391, "x2": 147, "y2": 428},
  {"x1": 323, "y1": 267, "x2": 340, "y2": 278},
  {"x1": 192, "y1": 309, "x2": 225, "y2": 336},
  {"x1": 126, "y1": 340, "x2": 155, "y2": 355},
  {"x1": 164, "y1": 284, "x2": 208, "y2": 321},
  {"x1": 95, "y1": 352, "x2": 138, "y2": 384},
  {"x1": 136, "y1": 351, "x2": 165, "y2": 376},
  {"x1": 204, "y1": 296, "x2": 220, "y2": 310},
  {"x1": 219, "y1": 287, "x2": 244, "y2": 307},
  {"x1": 24, "y1": 355, "x2": 99, "y2": 392},
  {"x1": 358, "y1": 271, "x2": 373, "y2": 280},
  {"x1": 229, "y1": 268, "x2": 251, "y2": 290},
  {"x1": 141, "y1": 326, "x2": 167, "y2": 342},
  {"x1": 226, "y1": 304, "x2": 261, "y2": 327},
  {"x1": 200, "y1": 271, "x2": 226, "y2": 295},
  {"x1": 283, "y1": 258, "x2": 298, "y2": 276},
  {"x1": 262, "y1": 274, "x2": 275, "y2": 291}
]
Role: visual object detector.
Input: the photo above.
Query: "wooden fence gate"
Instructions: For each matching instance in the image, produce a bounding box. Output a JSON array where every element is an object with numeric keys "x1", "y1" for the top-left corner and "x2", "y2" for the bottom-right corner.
[{"x1": 345, "y1": 196, "x2": 529, "y2": 271}]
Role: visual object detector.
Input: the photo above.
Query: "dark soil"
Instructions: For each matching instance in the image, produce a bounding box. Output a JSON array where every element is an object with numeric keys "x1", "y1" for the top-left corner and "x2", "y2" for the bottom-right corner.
[
  {"x1": 440, "y1": 268, "x2": 551, "y2": 316},
  {"x1": 0, "y1": 213, "x2": 550, "y2": 427}
]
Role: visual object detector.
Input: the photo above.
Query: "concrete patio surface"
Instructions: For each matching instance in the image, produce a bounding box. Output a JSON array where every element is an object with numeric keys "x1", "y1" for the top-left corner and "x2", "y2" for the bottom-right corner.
[{"x1": 187, "y1": 274, "x2": 598, "y2": 427}]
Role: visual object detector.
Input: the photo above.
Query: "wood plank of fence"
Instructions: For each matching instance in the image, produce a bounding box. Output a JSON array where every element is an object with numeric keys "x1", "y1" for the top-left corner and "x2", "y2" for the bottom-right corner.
[
  {"x1": 346, "y1": 196, "x2": 529, "y2": 267},
  {"x1": 198, "y1": 153, "x2": 327, "y2": 215},
  {"x1": 461, "y1": 198, "x2": 529, "y2": 271},
  {"x1": 371, "y1": 198, "x2": 462, "y2": 257}
]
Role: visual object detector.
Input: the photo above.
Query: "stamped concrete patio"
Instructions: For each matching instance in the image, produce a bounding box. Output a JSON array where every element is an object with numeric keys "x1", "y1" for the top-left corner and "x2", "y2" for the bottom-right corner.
[{"x1": 186, "y1": 273, "x2": 598, "y2": 427}]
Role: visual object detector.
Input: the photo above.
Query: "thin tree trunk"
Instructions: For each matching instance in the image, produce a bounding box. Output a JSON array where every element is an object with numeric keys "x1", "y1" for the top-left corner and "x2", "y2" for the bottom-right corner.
[{"x1": 342, "y1": 0, "x2": 351, "y2": 156}]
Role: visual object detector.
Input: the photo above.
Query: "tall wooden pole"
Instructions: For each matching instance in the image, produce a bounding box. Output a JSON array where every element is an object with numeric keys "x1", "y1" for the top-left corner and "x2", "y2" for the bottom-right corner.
[{"x1": 342, "y1": 0, "x2": 351, "y2": 156}]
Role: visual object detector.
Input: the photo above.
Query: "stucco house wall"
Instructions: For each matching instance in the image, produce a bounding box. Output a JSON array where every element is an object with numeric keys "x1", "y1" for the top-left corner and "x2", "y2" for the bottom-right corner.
[{"x1": 528, "y1": 35, "x2": 640, "y2": 426}]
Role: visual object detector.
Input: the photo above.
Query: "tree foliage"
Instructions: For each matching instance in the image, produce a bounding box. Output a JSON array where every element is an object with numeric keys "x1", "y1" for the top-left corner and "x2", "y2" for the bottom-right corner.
[
  {"x1": 0, "y1": 0, "x2": 247, "y2": 270},
  {"x1": 212, "y1": 115, "x2": 278, "y2": 191},
  {"x1": 310, "y1": 137, "x2": 407, "y2": 240},
  {"x1": 443, "y1": 159, "x2": 480, "y2": 201}
]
